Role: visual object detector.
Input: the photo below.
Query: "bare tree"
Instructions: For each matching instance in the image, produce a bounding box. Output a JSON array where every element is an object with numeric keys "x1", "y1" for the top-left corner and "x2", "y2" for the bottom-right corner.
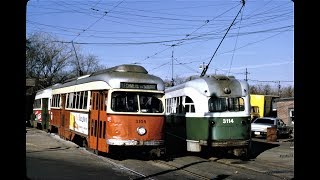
[
  {"x1": 164, "y1": 74, "x2": 294, "y2": 98},
  {"x1": 249, "y1": 85, "x2": 259, "y2": 94},
  {"x1": 69, "y1": 50, "x2": 107, "y2": 76},
  {"x1": 281, "y1": 85, "x2": 294, "y2": 98},
  {"x1": 163, "y1": 74, "x2": 200, "y2": 87},
  {"x1": 27, "y1": 32, "x2": 109, "y2": 94},
  {"x1": 249, "y1": 83, "x2": 293, "y2": 98},
  {"x1": 26, "y1": 32, "x2": 74, "y2": 91}
]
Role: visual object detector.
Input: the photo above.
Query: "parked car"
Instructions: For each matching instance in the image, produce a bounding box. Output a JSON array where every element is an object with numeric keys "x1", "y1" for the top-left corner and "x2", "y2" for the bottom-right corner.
[{"x1": 251, "y1": 117, "x2": 292, "y2": 138}]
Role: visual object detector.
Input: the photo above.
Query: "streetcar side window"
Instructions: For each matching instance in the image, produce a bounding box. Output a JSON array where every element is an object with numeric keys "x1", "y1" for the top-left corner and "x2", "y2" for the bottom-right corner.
[
  {"x1": 64, "y1": 91, "x2": 89, "y2": 110},
  {"x1": 177, "y1": 96, "x2": 184, "y2": 113},
  {"x1": 67, "y1": 92, "x2": 74, "y2": 108},
  {"x1": 33, "y1": 99, "x2": 41, "y2": 109},
  {"x1": 51, "y1": 94, "x2": 61, "y2": 108},
  {"x1": 83, "y1": 91, "x2": 88, "y2": 109},
  {"x1": 185, "y1": 96, "x2": 195, "y2": 113}
]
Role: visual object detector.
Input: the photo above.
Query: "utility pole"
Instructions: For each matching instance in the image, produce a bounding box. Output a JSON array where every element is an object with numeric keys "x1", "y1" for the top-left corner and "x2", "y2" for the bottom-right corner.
[
  {"x1": 245, "y1": 68, "x2": 250, "y2": 81},
  {"x1": 278, "y1": 81, "x2": 281, "y2": 97},
  {"x1": 71, "y1": 41, "x2": 83, "y2": 76}
]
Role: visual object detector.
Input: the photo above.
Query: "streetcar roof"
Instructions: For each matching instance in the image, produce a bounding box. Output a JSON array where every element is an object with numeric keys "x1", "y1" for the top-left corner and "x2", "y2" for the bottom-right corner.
[
  {"x1": 165, "y1": 75, "x2": 248, "y2": 97},
  {"x1": 52, "y1": 64, "x2": 165, "y2": 91},
  {"x1": 35, "y1": 88, "x2": 52, "y2": 99}
]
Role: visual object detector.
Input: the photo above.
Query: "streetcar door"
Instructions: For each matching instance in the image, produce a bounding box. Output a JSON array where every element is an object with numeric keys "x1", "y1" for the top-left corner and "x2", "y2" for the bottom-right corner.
[
  {"x1": 89, "y1": 91, "x2": 109, "y2": 153},
  {"x1": 59, "y1": 94, "x2": 66, "y2": 138},
  {"x1": 41, "y1": 98, "x2": 49, "y2": 130}
]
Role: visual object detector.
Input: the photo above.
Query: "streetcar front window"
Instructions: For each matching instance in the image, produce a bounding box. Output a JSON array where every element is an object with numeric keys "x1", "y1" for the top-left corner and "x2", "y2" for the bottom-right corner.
[
  {"x1": 111, "y1": 92, "x2": 163, "y2": 113},
  {"x1": 139, "y1": 94, "x2": 163, "y2": 113},
  {"x1": 208, "y1": 97, "x2": 244, "y2": 112},
  {"x1": 111, "y1": 92, "x2": 138, "y2": 112}
]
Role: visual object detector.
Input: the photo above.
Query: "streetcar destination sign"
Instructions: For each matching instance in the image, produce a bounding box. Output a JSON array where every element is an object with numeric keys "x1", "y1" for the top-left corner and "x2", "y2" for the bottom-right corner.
[{"x1": 120, "y1": 82, "x2": 157, "y2": 90}]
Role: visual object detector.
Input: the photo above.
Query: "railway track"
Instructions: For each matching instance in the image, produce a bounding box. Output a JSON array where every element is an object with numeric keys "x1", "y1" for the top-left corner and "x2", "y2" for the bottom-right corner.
[
  {"x1": 151, "y1": 159, "x2": 212, "y2": 180},
  {"x1": 28, "y1": 128, "x2": 293, "y2": 179}
]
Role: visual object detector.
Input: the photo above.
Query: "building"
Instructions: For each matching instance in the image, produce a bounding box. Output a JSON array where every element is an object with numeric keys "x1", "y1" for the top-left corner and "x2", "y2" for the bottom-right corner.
[
  {"x1": 26, "y1": 78, "x2": 36, "y2": 125},
  {"x1": 250, "y1": 94, "x2": 278, "y2": 121},
  {"x1": 274, "y1": 97, "x2": 294, "y2": 126}
]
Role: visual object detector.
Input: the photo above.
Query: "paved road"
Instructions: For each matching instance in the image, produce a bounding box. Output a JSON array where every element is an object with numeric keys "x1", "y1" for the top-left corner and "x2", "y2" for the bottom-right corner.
[
  {"x1": 26, "y1": 128, "x2": 143, "y2": 180},
  {"x1": 26, "y1": 127, "x2": 294, "y2": 179},
  {"x1": 217, "y1": 138, "x2": 294, "y2": 179}
]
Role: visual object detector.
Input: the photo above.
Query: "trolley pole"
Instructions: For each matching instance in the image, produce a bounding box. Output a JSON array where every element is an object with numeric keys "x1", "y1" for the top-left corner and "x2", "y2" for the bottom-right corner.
[{"x1": 171, "y1": 45, "x2": 175, "y2": 87}]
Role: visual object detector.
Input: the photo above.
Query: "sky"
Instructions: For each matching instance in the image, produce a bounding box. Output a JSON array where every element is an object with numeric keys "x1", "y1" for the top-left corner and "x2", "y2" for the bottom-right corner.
[{"x1": 26, "y1": 0, "x2": 294, "y2": 88}]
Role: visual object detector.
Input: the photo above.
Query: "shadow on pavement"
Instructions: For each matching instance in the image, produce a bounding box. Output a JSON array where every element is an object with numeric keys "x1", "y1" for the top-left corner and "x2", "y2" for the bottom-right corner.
[{"x1": 250, "y1": 140, "x2": 279, "y2": 159}]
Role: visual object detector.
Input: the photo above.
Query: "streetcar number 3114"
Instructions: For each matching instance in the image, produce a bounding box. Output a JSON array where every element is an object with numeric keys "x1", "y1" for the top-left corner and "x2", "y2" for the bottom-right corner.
[{"x1": 223, "y1": 119, "x2": 234, "y2": 123}]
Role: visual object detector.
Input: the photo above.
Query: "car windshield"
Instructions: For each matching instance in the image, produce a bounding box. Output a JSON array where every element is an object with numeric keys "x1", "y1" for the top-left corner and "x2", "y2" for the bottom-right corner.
[{"x1": 253, "y1": 118, "x2": 274, "y2": 125}]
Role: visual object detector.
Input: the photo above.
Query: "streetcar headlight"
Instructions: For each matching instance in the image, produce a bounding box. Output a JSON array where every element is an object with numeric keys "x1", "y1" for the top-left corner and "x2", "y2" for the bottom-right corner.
[{"x1": 137, "y1": 126, "x2": 147, "y2": 136}]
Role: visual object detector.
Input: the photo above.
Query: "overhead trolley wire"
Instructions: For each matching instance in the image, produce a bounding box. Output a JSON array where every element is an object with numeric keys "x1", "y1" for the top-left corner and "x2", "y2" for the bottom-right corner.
[{"x1": 200, "y1": 0, "x2": 246, "y2": 77}]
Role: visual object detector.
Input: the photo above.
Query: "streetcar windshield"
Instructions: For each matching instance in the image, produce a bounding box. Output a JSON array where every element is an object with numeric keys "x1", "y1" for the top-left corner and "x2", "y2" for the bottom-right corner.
[
  {"x1": 111, "y1": 92, "x2": 163, "y2": 113},
  {"x1": 208, "y1": 97, "x2": 245, "y2": 112}
]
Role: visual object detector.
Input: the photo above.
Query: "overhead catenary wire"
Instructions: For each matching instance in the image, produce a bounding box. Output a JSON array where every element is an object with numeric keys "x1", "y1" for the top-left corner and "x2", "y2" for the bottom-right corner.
[
  {"x1": 27, "y1": 0, "x2": 292, "y2": 44},
  {"x1": 34, "y1": 24, "x2": 292, "y2": 46},
  {"x1": 28, "y1": 1, "x2": 292, "y2": 38},
  {"x1": 27, "y1": 1, "x2": 293, "y2": 83},
  {"x1": 200, "y1": 0, "x2": 246, "y2": 77},
  {"x1": 71, "y1": 0, "x2": 126, "y2": 41},
  {"x1": 227, "y1": 4, "x2": 244, "y2": 76},
  {"x1": 131, "y1": 2, "x2": 241, "y2": 66}
]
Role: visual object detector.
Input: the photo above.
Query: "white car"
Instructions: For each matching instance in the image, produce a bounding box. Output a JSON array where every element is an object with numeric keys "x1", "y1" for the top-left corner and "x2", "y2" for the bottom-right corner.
[{"x1": 251, "y1": 117, "x2": 292, "y2": 138}]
